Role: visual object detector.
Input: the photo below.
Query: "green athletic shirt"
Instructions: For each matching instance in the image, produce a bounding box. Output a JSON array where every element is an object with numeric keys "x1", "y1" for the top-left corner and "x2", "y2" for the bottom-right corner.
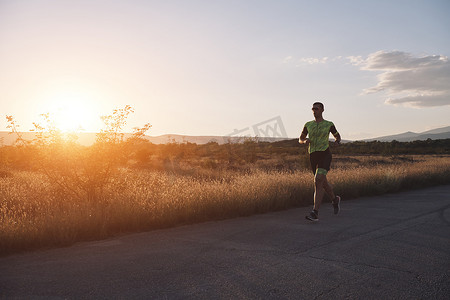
[{"x1": 302, "y1": 120, "x2": 339, "y2": 154}]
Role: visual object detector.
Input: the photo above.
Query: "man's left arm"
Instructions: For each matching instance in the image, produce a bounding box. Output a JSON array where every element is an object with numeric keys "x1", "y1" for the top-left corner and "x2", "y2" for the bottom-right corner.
[{"x1": 330, "y1": 125, "x2": 341, "y2": 145}]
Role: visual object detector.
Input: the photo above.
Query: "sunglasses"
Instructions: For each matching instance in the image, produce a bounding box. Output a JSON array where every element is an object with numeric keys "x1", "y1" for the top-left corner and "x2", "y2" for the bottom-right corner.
[{"x1": 312, "y1": 107, "x2": 320, "y2": 111}]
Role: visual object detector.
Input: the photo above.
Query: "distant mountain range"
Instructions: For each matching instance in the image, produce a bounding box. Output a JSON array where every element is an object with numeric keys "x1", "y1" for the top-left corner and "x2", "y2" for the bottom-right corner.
[
  {"x1": 0, "y1": 132, "x2": 286, "y2": 146},
  {"x1": 363, "y1": 126, "x2": 450, "y2": 142},
  {"x1": 1, "y1": 125, "x2": 449, "y2": 146}
]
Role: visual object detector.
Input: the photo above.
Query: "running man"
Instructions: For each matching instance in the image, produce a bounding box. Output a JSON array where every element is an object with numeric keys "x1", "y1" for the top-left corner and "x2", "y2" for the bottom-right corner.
[{"x1": 299, "y1": 102, "x2": 341, "y2": 222}]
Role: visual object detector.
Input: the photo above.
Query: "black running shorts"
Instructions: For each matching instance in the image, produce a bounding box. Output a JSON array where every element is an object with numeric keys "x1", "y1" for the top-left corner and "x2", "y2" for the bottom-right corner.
[{"x1": 309, "y1": 148, "x2": 332, "y2": 175}]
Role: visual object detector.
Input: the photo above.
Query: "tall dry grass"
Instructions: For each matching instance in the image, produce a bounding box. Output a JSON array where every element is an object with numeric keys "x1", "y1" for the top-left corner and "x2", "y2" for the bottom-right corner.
[
  {"x1": 1, "y1": 156, "x2": 449, "y2": 256},
  {"x1": 329, "y1": 156, "x2": 450, "y2": 198}
]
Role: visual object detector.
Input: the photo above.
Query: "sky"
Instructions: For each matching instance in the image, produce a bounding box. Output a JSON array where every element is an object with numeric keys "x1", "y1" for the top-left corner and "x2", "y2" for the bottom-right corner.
[{"x1": 1, "y1": 0, "x2": 449, "y2": 140}]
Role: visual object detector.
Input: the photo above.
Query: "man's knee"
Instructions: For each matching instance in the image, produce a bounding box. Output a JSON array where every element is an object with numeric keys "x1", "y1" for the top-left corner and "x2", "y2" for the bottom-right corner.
[{"x1": 316, "y1": 168, "x2": 328, "y2": 176}]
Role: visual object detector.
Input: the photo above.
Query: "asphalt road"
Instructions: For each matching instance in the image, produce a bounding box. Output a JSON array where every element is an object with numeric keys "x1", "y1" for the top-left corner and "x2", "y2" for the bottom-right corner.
[{"x1": 1, "y1": 185, "x2": 449, "y2": 299}]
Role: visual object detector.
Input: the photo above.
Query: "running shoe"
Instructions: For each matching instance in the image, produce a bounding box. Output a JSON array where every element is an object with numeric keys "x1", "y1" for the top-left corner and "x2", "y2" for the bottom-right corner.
[{"x1": 305, "y1": 210, "x2": 319, "y2": 222}]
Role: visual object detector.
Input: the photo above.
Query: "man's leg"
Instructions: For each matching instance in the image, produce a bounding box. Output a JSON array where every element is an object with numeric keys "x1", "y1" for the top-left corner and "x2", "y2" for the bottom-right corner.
[
  {"x1": 319, "y1": 149, "x2": 335, "y2": 202},
  {"x1": 322, "y1": 175, "x2": 340, "y2": 214},
  {"x1": 313, "y1": 172, "x2": 327, "y2": 211},
  {"x1": 322, "y1": 177, "x2": 336, "y2": 200},
  {"x1": 306, "y1": 171, "x2": 326, "y2": 221}
]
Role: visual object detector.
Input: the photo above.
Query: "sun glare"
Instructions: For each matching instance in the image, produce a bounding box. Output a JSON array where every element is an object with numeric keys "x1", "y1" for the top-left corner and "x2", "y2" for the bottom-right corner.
[{"x1": 45, "y1": 92, "x2": 101, "y2": 133}]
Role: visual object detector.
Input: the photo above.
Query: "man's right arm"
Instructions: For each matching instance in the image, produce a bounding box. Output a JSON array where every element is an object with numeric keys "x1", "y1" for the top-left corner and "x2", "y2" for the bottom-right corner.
[{"x1": 299, "y1": 127, "x2": 309, "y2": 145}]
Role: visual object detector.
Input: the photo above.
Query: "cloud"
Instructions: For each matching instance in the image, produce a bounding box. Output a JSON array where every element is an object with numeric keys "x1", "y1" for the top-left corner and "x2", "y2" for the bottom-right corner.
[
  {"x1": 284, "y1": 55, "x2": 354, "y2": 66},
  {"x1": 363, "y1": 51, "x2": 446, "y2": 70},
  {"x1": 283, "y1": 56, "x2": 293, "y2": 63},
  {"x1": 385, "y1": 94, "x2": 449, "y2": 107},
  {"x1": 283, "y1": 56, "x2": 330, "y2": 66},
  {"x1": 359, "y1": 51, "x2": 450, "y2": 107},
  {"x1": 298, "y1": 57, "x2": 329, "y2": 65},
  {"x1": 346, "y1": 55, "x2": 364, "y2": 66}
]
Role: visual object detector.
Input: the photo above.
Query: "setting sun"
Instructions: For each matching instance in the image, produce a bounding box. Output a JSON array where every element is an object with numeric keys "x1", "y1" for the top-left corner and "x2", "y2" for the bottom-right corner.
[
  {"x1": 44, "y1": 91, "x2": 102, "y2": 133},
  {"x1": 52, "y1": 102, "x2": 88, "y2": 132}
]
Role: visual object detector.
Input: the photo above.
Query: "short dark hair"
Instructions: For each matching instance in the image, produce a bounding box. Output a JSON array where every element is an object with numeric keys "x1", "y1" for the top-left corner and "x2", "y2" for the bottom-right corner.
[{"x1": 313, "y1": 102, "x2": 324, "y2": 110}]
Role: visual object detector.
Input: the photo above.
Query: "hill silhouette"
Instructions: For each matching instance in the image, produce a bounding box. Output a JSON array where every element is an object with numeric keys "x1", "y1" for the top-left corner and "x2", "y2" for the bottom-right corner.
[
  {"x1": 1, "y1": 125, "x2": 449, "y2": 146},
  {"x1": 365, "y1": 126, "x2": 450, "y2": 142}
]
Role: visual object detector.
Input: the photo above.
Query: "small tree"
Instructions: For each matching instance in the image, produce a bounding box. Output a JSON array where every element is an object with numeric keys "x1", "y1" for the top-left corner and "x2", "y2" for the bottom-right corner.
[
  {"x1": 6, "y1": 115, "x2": 28, "y2": 146},
  {"x1": 6, "y1": 106, "x2": 151, "y2": 202}
]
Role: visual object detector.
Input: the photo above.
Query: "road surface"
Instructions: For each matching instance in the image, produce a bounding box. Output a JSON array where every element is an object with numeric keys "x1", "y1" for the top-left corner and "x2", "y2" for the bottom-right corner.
[{"x1": 1, "y1": 185, "x2": 449, "y2": 299}]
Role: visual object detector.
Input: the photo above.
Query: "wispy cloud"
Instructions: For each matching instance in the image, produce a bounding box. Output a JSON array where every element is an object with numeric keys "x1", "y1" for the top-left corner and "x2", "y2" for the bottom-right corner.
[
  {"x1": 284, "y1": 55, "x2": 354, "y2": 66},
  {"x1": 346, "y1": 55, "x2": 364, "y2": 66},
  {"x1": 298, "y1": 57, "x2": 329, "y2": 65},
  {"x1": 359, "y1": 51, "x2": 450, "y2": 108},
  {"x1": 283, "y1": 56, "x2": 329, "y2": 66}
]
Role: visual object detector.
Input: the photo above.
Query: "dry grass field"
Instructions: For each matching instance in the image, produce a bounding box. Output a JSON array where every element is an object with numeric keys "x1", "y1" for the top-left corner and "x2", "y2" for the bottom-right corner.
[{"x1": 1, "y1": 153, "x2": 449, "y2": 256}]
